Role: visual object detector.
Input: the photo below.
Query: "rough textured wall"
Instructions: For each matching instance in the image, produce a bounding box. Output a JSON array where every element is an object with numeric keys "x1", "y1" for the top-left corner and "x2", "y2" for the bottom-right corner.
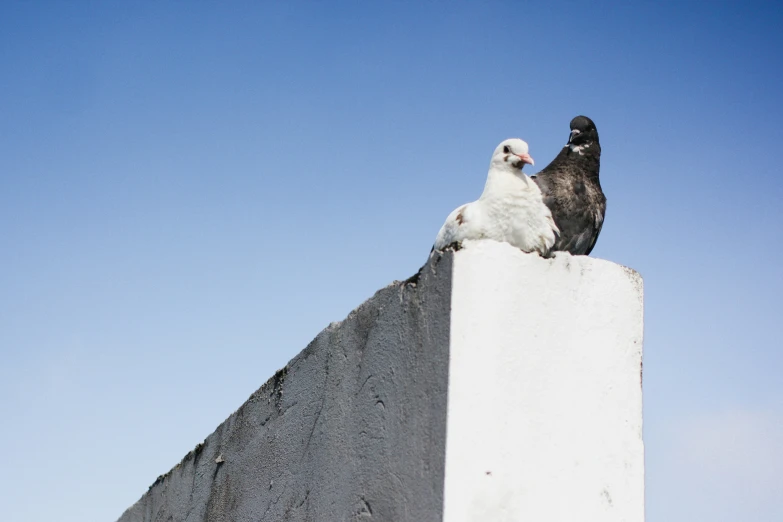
[{"x1": 117, "y1": 251, "x2": 453, "y2": 522}]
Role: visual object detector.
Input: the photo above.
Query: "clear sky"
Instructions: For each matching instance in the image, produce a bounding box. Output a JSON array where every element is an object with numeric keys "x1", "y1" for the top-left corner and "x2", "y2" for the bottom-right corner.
[{"x1": 1, "y1": 1, "x2": 781, "y2": 520}]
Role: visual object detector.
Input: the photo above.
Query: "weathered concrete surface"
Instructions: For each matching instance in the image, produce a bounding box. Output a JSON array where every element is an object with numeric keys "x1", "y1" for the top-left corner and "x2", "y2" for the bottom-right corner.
[
  {"x1": 117, "y1": 251, "x2": 453, "y2": 522},
  {"x1": 117, "y1": 239, "x2": 645, "y2": 522}
]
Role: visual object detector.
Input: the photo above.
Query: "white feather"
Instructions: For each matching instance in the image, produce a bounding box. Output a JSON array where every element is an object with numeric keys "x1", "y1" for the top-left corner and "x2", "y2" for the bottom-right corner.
[
  {"x1": 433, "y1": 139, "x2": 559, "y2": 256},
  {"x1": 568, "y1": 142, "x2": 590, "y2": 155}
]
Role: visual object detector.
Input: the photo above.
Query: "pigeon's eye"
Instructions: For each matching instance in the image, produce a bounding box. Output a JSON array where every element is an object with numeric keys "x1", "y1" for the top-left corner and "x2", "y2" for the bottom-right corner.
[{"x1": 503, "y1": 146, "x2": 510, "y2": 153}]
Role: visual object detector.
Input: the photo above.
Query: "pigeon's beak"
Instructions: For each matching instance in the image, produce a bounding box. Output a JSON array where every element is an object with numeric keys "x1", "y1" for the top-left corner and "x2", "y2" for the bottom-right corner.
[
  {"x1": 515, "y1": 153, "x2": 534, "y2": 167},
  {"x1": 568, "y1": 129, "x2": 581, "y2": 144}
]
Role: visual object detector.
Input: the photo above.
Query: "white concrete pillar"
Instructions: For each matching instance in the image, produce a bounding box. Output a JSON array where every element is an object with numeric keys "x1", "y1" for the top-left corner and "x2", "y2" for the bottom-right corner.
[{"x1": 443, "y1": 240, "x2": 645, "y2": 522}]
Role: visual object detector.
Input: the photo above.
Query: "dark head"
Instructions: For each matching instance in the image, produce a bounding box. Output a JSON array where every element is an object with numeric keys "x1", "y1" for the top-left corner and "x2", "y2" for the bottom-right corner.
[{"x1": 567, "y1": 115, "x2": 599, "y2": 149}]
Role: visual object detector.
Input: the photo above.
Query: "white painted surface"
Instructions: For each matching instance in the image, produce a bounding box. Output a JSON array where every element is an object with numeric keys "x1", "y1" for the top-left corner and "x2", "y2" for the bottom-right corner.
[{"x1": 443, "y1": 240, "x2": 644, "y2": 522}]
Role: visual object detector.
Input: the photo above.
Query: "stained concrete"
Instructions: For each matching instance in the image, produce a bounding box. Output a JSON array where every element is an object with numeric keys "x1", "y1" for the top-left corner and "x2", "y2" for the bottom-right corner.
[{"x1": 117, "y1": 250, "x2": 453, "y2": 522}]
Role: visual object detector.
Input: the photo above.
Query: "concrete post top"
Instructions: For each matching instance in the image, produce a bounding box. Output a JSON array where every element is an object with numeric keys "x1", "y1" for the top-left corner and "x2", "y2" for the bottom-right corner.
[{"x1": 436, "y1": 238, "x2": 641, "y2": 287}]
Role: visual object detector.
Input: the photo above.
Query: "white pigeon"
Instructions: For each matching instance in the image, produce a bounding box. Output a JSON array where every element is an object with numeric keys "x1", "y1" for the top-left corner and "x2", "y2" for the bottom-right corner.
[{"x1": 433, "y1": 138, "x2": 559, "y2": 256}]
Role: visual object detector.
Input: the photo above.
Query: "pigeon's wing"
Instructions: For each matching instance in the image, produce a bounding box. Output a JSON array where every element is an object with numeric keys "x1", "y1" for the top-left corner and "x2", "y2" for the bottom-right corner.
[
  {"x1": 531, "y1": 170, "x2": 558, "y2": 207},
  {"x1": 555, "y1": 207, "x2": 604, "y2": 255},
  {"x1": 433, "y1": 204, "x2": 470, "y2": 251},
  {"x1": 582, "y1": 208, "x2": 604, "y2": 255}
]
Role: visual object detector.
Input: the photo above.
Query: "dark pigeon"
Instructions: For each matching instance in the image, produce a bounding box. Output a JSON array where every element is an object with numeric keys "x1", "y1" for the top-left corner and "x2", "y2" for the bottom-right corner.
[{"x1": 532, "y1": 115, "x2": 606, "y2": 255}]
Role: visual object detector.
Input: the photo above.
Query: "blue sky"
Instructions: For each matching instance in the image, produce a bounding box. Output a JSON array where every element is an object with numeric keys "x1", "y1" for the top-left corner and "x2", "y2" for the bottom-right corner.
[{"x1": 1, "y1": 1, "x2": 781, "y2": 520}]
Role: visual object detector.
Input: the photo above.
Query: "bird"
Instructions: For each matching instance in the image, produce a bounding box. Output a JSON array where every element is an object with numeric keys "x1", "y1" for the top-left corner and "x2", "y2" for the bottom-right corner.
[
  {"x1": 433, "y1": 138, "x2": 559, "y2": 256},
  {"x1": 531, "y1": 115, "x2": 606, "y2": 255}
]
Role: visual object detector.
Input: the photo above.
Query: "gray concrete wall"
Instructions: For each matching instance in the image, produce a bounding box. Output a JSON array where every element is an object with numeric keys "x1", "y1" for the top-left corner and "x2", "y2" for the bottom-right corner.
[{"x1": 117, "y1": 251, "x2": 453, "y2": 522}]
